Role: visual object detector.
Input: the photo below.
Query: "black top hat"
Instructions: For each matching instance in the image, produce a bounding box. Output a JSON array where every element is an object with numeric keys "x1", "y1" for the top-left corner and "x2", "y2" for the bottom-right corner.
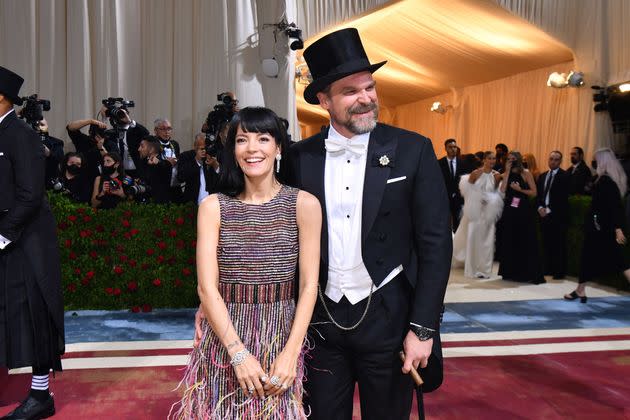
[
  {"x1": 303, "y1": 28, "x2": 386, "y2": 105},
  {"x1": 0, "y1": 66, "x2": 24, "y2": 106}
]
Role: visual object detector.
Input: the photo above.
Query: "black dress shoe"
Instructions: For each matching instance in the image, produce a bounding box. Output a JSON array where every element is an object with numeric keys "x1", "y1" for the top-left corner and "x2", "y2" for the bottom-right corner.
[
  {"x1": 1, "y1": 394, "x2": 55, "y2": 420},
  {"x1": 529, "y1": 278, "x2": 547, "y2": 284}
]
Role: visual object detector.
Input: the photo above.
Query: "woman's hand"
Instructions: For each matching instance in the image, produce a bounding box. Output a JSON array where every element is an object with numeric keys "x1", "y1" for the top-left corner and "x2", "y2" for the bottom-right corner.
[
  {"x1": 264, "y1": 349, "x2": 298, "y2": 396},
  {"x1": 231, "y1": 350, "x2": 268, "y2": 399},
  {"x1": 509, "y1": 181, "x2": 522, "y2": 192},
  {"x1": 616, "y1": 228, "x2": 627, "y2": 245}
]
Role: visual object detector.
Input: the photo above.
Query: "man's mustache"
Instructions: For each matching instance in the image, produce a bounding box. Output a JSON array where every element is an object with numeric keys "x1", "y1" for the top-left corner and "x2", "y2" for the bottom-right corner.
[{"x1": 348, "y1": 103, "x2": 377, "y2": 115}]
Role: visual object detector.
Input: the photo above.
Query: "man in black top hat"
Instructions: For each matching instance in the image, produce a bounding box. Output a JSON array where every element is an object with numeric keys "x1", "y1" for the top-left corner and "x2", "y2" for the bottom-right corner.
[
  {"x1": 291, "y1": 28, "x2": 451, "y2": 419},
  {"x1": 0, "y1": 66, "x2": 63, "y2": 419}
]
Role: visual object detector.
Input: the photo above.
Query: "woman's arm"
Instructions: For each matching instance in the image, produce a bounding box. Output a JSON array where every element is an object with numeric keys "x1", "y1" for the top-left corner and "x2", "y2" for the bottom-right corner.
[
  {"x1": 91, "y1": 176, "x2": 102, "y2": 208},
  {"x1": 196, "y1": 195, "x2": 267, "y2": 398},
  {"x1": 468, "y1": 168, "x2": 482, "y2": 184},
  {"x1": 521, "y1": 170, "x2": 538, "y2": 197},
  {"x1": 265, "y1": 191, "x2": 321, "y2": 396}
]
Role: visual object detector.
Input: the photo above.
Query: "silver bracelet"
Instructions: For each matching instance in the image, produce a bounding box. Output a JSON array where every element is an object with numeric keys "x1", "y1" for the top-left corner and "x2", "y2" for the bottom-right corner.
[{"x1": 229, "y1": 349, "x2": 250, "y2": 366}]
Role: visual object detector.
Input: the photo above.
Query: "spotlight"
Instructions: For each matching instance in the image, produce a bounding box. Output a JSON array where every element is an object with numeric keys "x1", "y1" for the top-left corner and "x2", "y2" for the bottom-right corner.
[
  {"x1": 430, "y1": 102, "x2": 452, "y2": 114},
  {"x1": 567, "y1": 71, "x2": 584, "y2": 87},
  {"x1": 286, "y1": 26, "x2": 303, "y2": 51},
  {"x1": 547, "y1": 72, "x2": 569, "y2": 88},
  {"x1": 618, "y1": 83, "x2": 630, "y2": 93}
]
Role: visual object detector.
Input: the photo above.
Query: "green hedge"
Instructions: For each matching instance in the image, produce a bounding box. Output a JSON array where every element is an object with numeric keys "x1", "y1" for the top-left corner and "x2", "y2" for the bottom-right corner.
[{"x1": 51, "y1": 193, "x2": 628, "y2": 311}]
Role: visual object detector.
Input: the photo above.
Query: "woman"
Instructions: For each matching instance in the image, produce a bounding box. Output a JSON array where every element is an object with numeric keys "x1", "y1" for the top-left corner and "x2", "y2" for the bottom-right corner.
[
  {"x1": 522, "y1": 153, "x2": 541, "y2": 182},
  {"x1": 91, "y1": 152, "x2": 126, "y2": 209},
  {"x1": 58, "y1": 152, "x2": 91, "y2": 204},
  {"x1": 497, "y1": 151, "x2": 546, "y2": 284},
  {"x1": 453, "y1": 152, "x2": 503, "y2": 278},
  {"x1": 565, "y1": 148, "x2": 630, "y2": 302},
  {"x1": 171, "y1": 107, "x2": 321, "y2": 419}
]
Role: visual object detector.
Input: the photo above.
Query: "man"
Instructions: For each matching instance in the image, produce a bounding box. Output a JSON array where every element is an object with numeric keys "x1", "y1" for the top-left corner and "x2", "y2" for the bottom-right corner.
[
  {"x1": 66, "y1": 118, "x2": 113, "y2": 186},
  {"x1": 136, "y1": 136, "x2": 173, "y2": 204},
  {"x1": 176, "y1": 133, "x2": 219, "y2": 204},
  {"x1": 292, "y1": 28, "x2": 451, "y2": 419},
  {"x1": 102, "y1": 106, "x2": 148, "y2": 178},
  {"x1": 537, "y1": 151, "x2": 570, "y2": 279},
  {"x1": 0, "y1": 66, "x2": 63, "y2": 419},
  {"x1": 438, "y1": 138, "x2": 466, "y2": 231},
  {"x1": 153, "y1": 118, "x2": 182, "y2": 202},
  {"x1": 494, "y1": 143, "x2": 508, "y2": 172},
  {"x1": 34, "y1": 119, "x2": 64, "y2": 187},
  {"x1": 568, "y1": 146, "x2": 592, "y2": 195}
]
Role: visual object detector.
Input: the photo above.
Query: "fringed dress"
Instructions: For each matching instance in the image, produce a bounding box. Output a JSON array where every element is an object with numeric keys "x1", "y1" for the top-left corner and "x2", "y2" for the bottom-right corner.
[{"x1": 171, "y1": 185, "x2": 306, "y2": 419}]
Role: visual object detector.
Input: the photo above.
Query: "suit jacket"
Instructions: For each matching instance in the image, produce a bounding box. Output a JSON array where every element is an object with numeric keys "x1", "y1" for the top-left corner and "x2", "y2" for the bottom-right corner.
[
  {"x1": 568, "y1": 161, "x2": 592, "y2": 195},
  {"x1": 537, "y1": 169, "x2": 570, "y2": 225},
  {"x1": 290, "y1": 123, "x2": 451, "y2": 388},
  {"x1": 136, "y1": 156, "x2": 173, "y2": 204},
  {"x1": 67, "y1": 127, "x2": 111, "y2": 185},
  {"x1": 438, "y1": 156, "x2": 466, "y2": 203},
  {"x1": 107, "y1": 122, "x2": 150, "y2": 169},
  {"x1": 177, "y1": 150, "x2": 218, "y2": 203},
  {"x1": 160, "y1": 139, "x2": 181, "y2": 158},
  {"x1": 0, "y1": 111, "x2": 64, "y2": 354}
]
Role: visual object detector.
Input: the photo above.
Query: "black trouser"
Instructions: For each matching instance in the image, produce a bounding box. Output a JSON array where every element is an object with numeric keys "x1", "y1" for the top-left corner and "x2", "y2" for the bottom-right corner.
[
  {"x1": 540, "y1": 216, "x2": 567, "y2": 277},
  {"x1": 449, "y1": 196, "x2": 463, "y2": 232},
  {"x1": 304, "y1": 278, "x2": 415, "y2": 420}
]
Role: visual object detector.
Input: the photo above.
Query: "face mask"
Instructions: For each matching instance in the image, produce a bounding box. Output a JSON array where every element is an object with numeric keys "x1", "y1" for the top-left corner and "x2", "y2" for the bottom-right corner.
[
  {"x1": 66, "y1": 165, "x2": 81, "y2": 175},
  {"x1": 102, "y1": 165, "x2": 116, "y2": 176}
]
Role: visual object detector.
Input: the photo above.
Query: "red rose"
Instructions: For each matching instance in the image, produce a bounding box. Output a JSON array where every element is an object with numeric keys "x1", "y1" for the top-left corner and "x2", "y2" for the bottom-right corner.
[
  {"x1": 113, "y1": 288, "x2": 121, "y2": 296},
  {"x1": 99, "y1": 239, "x2": 108, "y2": 246},
  {"x1": 105, "y1": 287, "x2": 114, "y2": 295},
  {"x1": 146, "y1": 248, "x2": 155, "y2": 256},
  {"x1": 130, "y1": 228, "x2": 140, "y2": 236},
  {"x1": 128, "y1": 259, "x2": 137, "y2": 267},
  {"x1": 81, "y1": 277, "x2": 90, "y2": 286},
  {"x1": 89, "y1": 251, "x2": 98, "y2": 259},
  {"x1": 110, "y1": 229, "x2": 118, "y2": 237},
  {"x1": 113, "y1": 266, "x2": 124, "y2": 275},
  {"x1": 116, "y1": 245, "x2": 125, "y2": 252},
  {"x1": 80, "y1": 230, "x2": 89, "y2": 238},
  {"x1": 86, "y1": 271, "x2": 95, "y2": 279},
  {"x1": 124, "y1": 210, "x2": 133, "y2": 218},
  {"x1": 104, "y1": 256, "x2": 112, "y2": 264},
  {"x1": 119, "y1": 255, "x2": 128, "y2": 262},
  {"x1": 168, "y1": 229, "x2": 178, "y2": 238},
  {"x1": 57, "y1": 222, "x2": 68, "y2": 230},
  {"x1": 141, "y1": 263, "x2": 150, "y2": 270},
  {"x1": 142, "y1": 304, "x2": 152, "y2": 313},
  {"x1": 77, "y1": 207, "x2": 86, "y2": 214},
  {"x1": 167, "y1": 256, "x2": 176, "y2": 265},
  {"x1": 123, "y1": 232, "x2": 132, "y2": 239},
  {"x1": 73, "y1": 267, "x2": 81, "y2": 275},
  {"x1": 95, "y1": 225, "x2": 105, "y2": 232},
  {"x1": 157, "y1": 241, "x2": 167, "y2": 250},
  {"x1": 175, "y1": 217, "x2": 185, "y2": 226},
  {"x1": 64, "y1": 239, "x2": 72, "y2": 248},
  {"x1": 68, "y1": 283, "x2": 77, "y2": 292},
  {"x1": 152, "y1": 278, "x2": 162, "y2": 287},
  {"x1": 190, "y1": 240, "x2": 197, "y2": 248},
  {"x1": 69, "y1": 251, "x2": 77, "y2": 260},
  {"x1": 131, "y1": 306, "x2": 141, "y2": 313},
  {"x1": 187, "y1": 257, "x2": 195, "y2": 265},
  {"x1": 156, "y1": 255, "x2": 165, "y2": 264},
  {"x1": 83, "y1": 215, "x2": 92, "y2": 222},
  {"x1": 122, "y1": 219, "x2": 131, "y2": 228},
  {"x1": 68, "y1": 215, "x2": 78, "y2": 223},
  {"x1": 176, "y1": 239, "x2": 185, "y2": 250},
  {"x1": 182, "y1": 268, "x2": 192, "y2": 276},
  {"x1": 187, "y1": 212, "x2": 195, "y2": 220},
  {"x1": 162, "y1": 217, "x2": 170, "y2": 225},
  {"x1": 174, "y1": 278, "x2": 183, "y2": 287},
  {"x1": 154, "y1": 229, "x2": 163, "y2": 237},
  {"x1": 127, "y1": 281, "x2": 138, "y2": 291}
]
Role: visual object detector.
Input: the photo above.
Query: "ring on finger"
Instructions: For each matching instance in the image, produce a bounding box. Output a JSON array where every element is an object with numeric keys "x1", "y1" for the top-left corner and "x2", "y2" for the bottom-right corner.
[
  {"x1": 281, "y1": 383, "x2": 288, "y2": 390},
  {"x1": 247, "y1": 387, "x2": 255, "y2": 394},
  {"x1": 270, "y1": 376, "x2": 281, "y2": 387}
]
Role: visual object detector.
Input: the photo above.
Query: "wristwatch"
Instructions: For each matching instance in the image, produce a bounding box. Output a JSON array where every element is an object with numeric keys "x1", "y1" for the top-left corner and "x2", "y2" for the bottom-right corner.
[{"x1": 409, "y1": 323, "x2": 435, "y2": 341}]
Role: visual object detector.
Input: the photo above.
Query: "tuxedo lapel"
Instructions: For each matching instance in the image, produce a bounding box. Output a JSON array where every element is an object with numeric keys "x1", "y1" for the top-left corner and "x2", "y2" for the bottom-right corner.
[
  {"x1": 301, "y1": 127, "x2": 329, "y2": 263},
  {"x1": 362, "y1": 124, "x2": 396, "y2": 243},
  {"x1": 0, "y1": 110, "x2": 17, "y2": 139}
]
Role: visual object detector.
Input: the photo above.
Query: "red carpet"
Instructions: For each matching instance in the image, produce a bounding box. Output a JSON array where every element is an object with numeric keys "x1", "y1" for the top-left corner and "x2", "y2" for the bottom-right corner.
[{"x1": 2, "y1": 351, "x2": 629, "y2": 419}]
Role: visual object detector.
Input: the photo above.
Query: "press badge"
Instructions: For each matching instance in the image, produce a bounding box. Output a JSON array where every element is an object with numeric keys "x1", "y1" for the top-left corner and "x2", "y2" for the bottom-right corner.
[{"x1": 510, "y1": 197, "x2": 521, "y2": 208}]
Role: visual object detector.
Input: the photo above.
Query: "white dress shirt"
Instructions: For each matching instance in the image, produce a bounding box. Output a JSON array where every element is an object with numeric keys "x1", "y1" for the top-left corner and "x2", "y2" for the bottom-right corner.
[
  {"x1": 120, "y1": 121, "x2": 137, "y2": 171},
  {"x1": 0, "y1": 109, "x2": 15, "y2": 249},
  {"x1": 448, "y1": 157, "x2": 457, "y2": 176},
  {"x1": 544, "y1": 168, "x2": 559, "y2": 207},
  {"x1": 197, "y1": 161, "x2": 209, "y2": 204},
  {"x1": 324, "y1": 124, "x2": 402, "y2": 304}
]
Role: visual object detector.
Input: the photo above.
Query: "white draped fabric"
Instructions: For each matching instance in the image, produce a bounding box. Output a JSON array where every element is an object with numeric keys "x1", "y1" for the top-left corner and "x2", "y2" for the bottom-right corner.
[
  {"x1": 0, "y1": 0, "x2": 296, "y2": 149},
  {"x1": 452, "y1": 173, "x2": 504, "y2": 279}
]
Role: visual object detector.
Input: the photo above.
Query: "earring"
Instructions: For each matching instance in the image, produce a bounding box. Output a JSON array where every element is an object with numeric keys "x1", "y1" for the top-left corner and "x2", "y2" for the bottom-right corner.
[{"x1": 275, "y1": 154, "x2": 282, "y2": 173}]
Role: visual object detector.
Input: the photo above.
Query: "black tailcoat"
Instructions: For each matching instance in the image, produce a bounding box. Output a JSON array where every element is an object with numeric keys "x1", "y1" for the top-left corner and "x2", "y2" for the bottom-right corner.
[{"x1": 0, "y1": 111, "x2": 64, "y2": 370}]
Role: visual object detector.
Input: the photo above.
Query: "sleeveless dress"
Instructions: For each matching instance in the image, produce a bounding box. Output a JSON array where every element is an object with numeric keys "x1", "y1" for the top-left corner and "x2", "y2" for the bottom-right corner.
[
  {"x1": 497, "y1": 172, "x2": 545, "y2": 283},
  {"x1": 171, "y1": 185, "x2": 307, "y2": 419}
]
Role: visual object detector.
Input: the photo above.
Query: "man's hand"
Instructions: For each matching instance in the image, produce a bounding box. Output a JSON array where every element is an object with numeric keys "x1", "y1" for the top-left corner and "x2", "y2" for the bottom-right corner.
[
  {"x1": 538, "y1": 207, "x2": 547, "y2": 218},
  {"x1": 193, "y1": 306, "x2": 205, "y2": 347},
  {"x1": 206, "y1": 156, "x2": 219, "y2": 171},
  {"x1": 402, "y1": 331, "x2": 432, "y2": 373},
  {"x1": 119, "y1": 109, "x2": 131, "y2": 125},
  {"x1": 166, "y1": 157, "x2": 178, "y2": 167},
  {"x1": 148, "y1": 155, "x2": 160, "y2": 165},
  {"x1": 91, "y1": 119, "x2": 107, "y2": 129}
]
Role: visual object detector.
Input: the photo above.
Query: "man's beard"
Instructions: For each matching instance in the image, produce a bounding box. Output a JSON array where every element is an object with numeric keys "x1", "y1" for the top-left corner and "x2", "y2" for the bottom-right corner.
[{"x1": 342, "y1": 102, "x2": 378, "y2": 135}]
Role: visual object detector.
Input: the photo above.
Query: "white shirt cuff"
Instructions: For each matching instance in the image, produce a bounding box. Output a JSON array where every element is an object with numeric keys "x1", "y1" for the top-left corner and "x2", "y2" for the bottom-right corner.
[{"x1": 0, "y1": 234, "x2": 11, "y2": 249}]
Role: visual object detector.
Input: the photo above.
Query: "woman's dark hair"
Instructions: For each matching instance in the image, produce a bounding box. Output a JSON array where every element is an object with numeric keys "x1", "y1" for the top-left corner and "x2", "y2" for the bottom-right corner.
[
  {"x1": 217, "y1": 107, "x2": 292, "y2": 197},
  {"x1": 462, "y1": 153, "x2": 481, "y2": 170},
  {"x1": 61, "y1": 152, "x2": 85, "y2": 176},
  {"x1": 507, "y1": 150, "x2": 524, "y2": 174},
  {"x1": 102, "y1": 152, "x2": 125, "y2": 177}
]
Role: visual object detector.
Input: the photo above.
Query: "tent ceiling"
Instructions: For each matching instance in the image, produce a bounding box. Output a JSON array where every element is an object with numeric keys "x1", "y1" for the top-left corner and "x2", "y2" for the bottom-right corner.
[{"x1": 297, "y1": 0, "x2": 574, "y2": 125}]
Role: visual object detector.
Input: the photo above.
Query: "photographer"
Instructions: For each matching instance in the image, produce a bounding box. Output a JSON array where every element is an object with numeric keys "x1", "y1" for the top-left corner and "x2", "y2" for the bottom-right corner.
[
  {"x1": 54, "y1": 152, "x2": 92, "y2": 204},
  {"x1": 154, "y1": 118, "x2": 183, "y2": 202},
  {"x1": 91, "y1": 152, "x2": 126, "y2": 209},
  {"x1": 136, "y1": 135, "x2": 172, "y2": 204},
  {"x1": 99, "y1": 98, "x2": 149, "y2": 178},
  {"x1": 177, "y1": 133, "x2": 219, "y2": 204},
  {"x1": 201, "y1": 92, "x2": 237, "y2": 167},
  {"x1": 66, "y1": 118, "x2": 113, "y2": 185},
  {"x1": 36, "y1": 118, "x2": 65, "y2": 186}
]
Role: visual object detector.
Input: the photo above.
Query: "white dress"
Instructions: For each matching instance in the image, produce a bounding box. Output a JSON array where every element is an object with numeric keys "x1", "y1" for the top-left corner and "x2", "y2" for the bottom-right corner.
[{"x1": 452, "y1": 171, "x2": 504, "y2": 278}]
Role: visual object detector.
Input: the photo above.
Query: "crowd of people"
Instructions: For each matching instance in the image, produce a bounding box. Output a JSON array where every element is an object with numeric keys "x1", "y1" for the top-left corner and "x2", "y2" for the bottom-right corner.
[{"x1": 443, "y1": 138, "x2": 630, "y2": 301}]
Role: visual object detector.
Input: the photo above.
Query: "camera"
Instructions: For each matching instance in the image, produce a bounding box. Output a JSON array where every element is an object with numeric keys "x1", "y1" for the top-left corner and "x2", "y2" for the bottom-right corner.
[
  {"x1": 19, "y1": 94, "x2": 51, "y2": 131},
  {"x1": 121, "y1": 176, "x2": 151, "y2": 196},
  {"x1": 202, "y1": 92, "x2": 237, "y2": 157},
  {"x1": 48, "y1": 177, "x2": 65, "y2": 192},
  {"x1": 101, "y1": 97, "x2": 135, "y2": 128}
]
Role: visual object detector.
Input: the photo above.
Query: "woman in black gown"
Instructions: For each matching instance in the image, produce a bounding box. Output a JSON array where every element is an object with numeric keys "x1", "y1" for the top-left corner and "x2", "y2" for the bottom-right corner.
[
  {"x1": 497, "y1": 151, "x2": 546, "y2": 284},
  {"x1": 565, "y1": 148, "x2": 630, "y2": 302}
]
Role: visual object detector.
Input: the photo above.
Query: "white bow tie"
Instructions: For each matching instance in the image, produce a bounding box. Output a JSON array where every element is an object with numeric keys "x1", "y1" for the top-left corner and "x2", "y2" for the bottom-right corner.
[{"x1": 324, "y1": 137, "x2": 367, "y2": 156}]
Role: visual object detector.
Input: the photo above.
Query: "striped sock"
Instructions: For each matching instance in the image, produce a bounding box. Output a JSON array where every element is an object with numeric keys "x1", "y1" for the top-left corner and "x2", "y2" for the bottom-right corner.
[{"x1": 30, "y1": 373, "x2": 50, "y2": 402}]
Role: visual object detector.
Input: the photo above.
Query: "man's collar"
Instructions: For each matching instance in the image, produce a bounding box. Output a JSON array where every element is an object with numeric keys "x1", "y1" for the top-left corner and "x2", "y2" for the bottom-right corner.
[
  {"x1": 328, "y1": 122, "x2": 370, "y2": 146},
  {"x1": 0, "y1": 108, "x2": 15, "y2": 125}
]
